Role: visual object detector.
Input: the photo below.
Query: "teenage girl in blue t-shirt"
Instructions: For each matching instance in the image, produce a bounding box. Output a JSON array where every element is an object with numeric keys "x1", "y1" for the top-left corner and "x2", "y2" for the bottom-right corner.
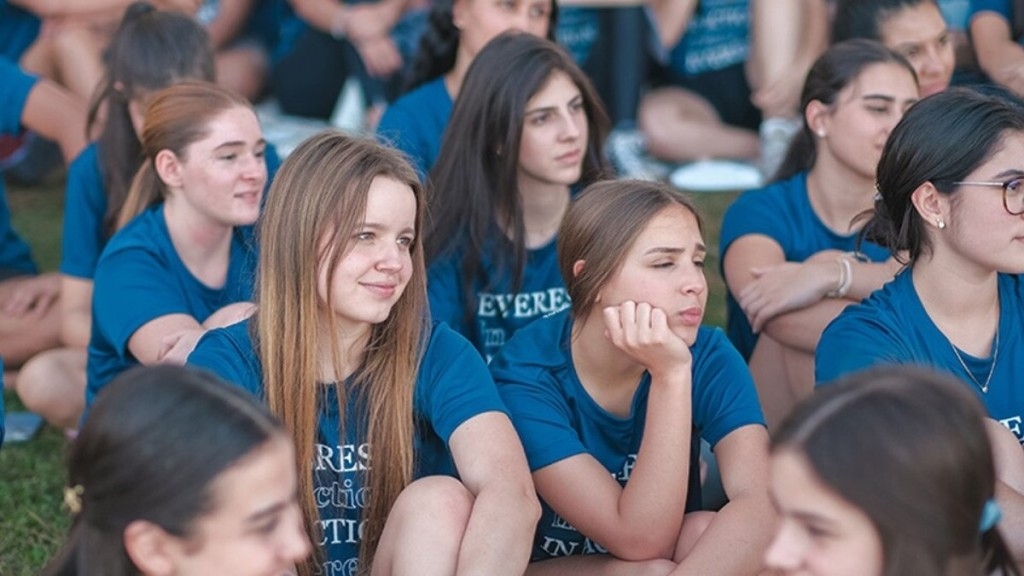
[
  {"x1": 84, "y1": 81, "x2": 267, "y2": 407},
  {"x1": 492, "y1": 179, "x2": 773, "y2": 575},
  {"x1": 188, "y1": 132, "x2": 538, "y2": 575},
  {"x1": 16, "y1": 3, "x2": 217, "y2": 431},
  {"x1": 720, "y1": 40, "x2": 919, "y2": 430},
  {"x1": 425, "y1": 32, "x2": 609, "y2": 362},
  {"x1": 377, "y1": 0, "x2": 556, "y2": 177}
]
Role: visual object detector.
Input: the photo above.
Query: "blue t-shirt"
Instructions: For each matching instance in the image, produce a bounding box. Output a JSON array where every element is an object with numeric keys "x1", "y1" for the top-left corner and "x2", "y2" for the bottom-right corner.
[
  {"x1": 817, "y1": 271, "x2": 1024, "y2": 441},
  {"x1": 0, "y1": 2, "x2": 39, "y2": 61},
  {"x1": 557, "y1": 8, "x2": 600, "y2": 64},
  {"x1": 0, "y1": 58, "x2": 39, "y2": 277},
  {"x1": 490, "y1": 309, "x2": 765, "y2": 560},
  {"x1": 376, "y1": 77, "x2": 452, "y2": 179},
  {"x1": 60, "y1": 141, "x2": 281, "y2": 280},
  {"x1": 971, "y1": 0, "x2": 1013, "y2": 24},
  {"x1": 719, "y1": 172, "x2": 890, "y2": 359},
  {"x1": 187, "y1": 319, "x2": 508, "y2": 573},
  {"x1": 668, "y1": 0, "x2": 749, "y2": 77},
  {"x1": 428, "y1": 236, "x2": 569, "y2": 362},
  {"x1": 86, "y1": 204, "x2": 257, "y2": 405}
]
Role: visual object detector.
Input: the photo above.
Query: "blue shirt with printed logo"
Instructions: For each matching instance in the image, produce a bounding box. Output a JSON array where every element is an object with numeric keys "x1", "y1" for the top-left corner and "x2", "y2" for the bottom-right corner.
[
  {"x1": 668, "y1": 0, "x2": 749, "y2": 77},
  {"x1": 428, "y1": 235, "x2": 568, "y2": 362},
  {"x1": 187, "y1": 319, "x2": 507, "y2": 573},
  {"x1": 490, "y1": 309, "x2": 765, "y2": 560}
]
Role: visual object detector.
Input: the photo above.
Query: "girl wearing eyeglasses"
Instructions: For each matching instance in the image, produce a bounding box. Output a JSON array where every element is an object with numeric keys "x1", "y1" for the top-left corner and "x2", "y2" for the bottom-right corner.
[{"x1": 817, "y1": 88, "x2": 1024, "y2": 445}]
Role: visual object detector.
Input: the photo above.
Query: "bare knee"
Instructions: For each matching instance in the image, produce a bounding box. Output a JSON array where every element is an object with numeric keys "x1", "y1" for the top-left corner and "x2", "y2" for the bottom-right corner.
[
  {"x1": 16, "y1": 348, "x2": 85, "y2": 428},
  {"x1": 372, "y1": 476, "x2": 474, "y2": 576}
]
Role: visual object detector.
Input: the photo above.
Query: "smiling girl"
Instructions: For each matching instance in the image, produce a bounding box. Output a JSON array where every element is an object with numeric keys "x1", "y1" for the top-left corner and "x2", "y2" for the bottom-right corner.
[
  {"x1": 720, "y1": 40, "x2": 919, "y2": 430},
  {"x1": 85, "y1": 81, "x2": 267, "y2": 407},
  {"x1": 491, "y1": 179, "x2": 773, "y2": 575},
  {"x1": 188, "y1": 132, "x2": 539, "y2": 575},
  {"x1": 426, "y1": 32, "x2": 609, "y2": 361}
]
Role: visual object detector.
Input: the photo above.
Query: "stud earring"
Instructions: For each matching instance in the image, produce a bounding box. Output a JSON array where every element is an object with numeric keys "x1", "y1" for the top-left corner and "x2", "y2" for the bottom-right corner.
[
  {"x1": 936, "y1": 218, "x2": 946, "y2": 229},
  {"x1": 816, "y1": 130, "x2": 826, "y2": 138}
]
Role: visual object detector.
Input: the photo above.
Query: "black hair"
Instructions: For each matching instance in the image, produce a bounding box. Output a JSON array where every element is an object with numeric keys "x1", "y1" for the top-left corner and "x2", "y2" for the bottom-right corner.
[
  {"x1": 864, "y1": 87, "x2": 1024, "y2": 264},
  {"x1": 404, "y1": 0, "x2": 559, "y2": 92},
  {"x1": 831, "y1": 0, "x2": 937, "y2": 44},
  {"x1": 425, "y1": 32, "x2": 610, "y2": 323}
]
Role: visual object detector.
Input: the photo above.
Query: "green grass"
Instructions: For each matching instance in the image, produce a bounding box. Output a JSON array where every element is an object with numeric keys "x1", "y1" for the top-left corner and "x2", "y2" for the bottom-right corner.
[
  {"x1": 0, "y1": 171, "x2": 740, "y2": 574},
  {"x1": 2, "y1": 173, "x2": 72, "y2": 576}
]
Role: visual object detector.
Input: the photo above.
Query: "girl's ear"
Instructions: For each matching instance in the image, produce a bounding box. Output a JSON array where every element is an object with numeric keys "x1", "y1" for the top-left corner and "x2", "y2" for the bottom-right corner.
[
  {"x1": 123, "y1": 520, "x2": 184, "y2": 576},
  {"x1": 572, "y1": 259, "x2": 585, "y2": 278},
  {"x1": 805, "y1": 99, "x2": 831, "y2": 139},
  {"x1": 451, "y1": 0, "x2": 467, "y2": 30},
  {"x1": 910, "y1": 181, "x2": 951, "y2": 231},
  {"x1": 154, "y1": 149, "x2": 183, "y2": 189}
]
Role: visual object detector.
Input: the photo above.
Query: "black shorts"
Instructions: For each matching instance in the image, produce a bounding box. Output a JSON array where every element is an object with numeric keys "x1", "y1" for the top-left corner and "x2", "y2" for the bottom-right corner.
[{"x1": 652, "y1": 61, "x2": 761, "y2": 131}]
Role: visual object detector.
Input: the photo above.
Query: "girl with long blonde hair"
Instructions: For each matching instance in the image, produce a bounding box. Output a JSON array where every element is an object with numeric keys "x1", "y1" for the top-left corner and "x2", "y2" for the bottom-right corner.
[{"x1": 188, "y1": 131, "x2": 539, "y2": 575}]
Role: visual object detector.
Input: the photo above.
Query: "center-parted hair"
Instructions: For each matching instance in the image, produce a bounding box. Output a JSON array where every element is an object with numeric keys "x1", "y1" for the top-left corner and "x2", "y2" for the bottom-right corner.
[
  {"x1": 42, "y1": 365, "x2": 284, "y2": 576},
  {"x1": 92, "y1": 1, "x2": 215, "y2": 237},
  {"x1": 773, "y1": 39, "x2": 917, "y2": 182},
  {"x1": 115, "y1": 81, "x2": 254, "y2": 229},
  {"x1": 774, "y1": 366, "x2": 1019, "y2": 576},
  {"x1": 557, "y1": 179, "x2": 703, "y2": 321},
  {"x1": 426, "y1": 31, "x2": 611, "y2": 320},
  {"x1": 865, "y1": 87, "x2": 1024, "y2": 264},
  {"x1": 254, "y1": 132, "x2": 427, "y2": 573}
]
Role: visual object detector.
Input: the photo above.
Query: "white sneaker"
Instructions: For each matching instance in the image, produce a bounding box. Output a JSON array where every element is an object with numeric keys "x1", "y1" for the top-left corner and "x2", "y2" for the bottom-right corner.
[
  {"x1": 759, "y1": 116, "x2": 802, "y2": 180},
  {"x1": 605, "y1": 128, "x2": 671, "y2": 181}
]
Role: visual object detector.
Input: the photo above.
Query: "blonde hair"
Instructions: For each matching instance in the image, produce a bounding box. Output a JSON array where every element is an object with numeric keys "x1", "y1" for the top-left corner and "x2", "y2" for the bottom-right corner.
[
  {"x1": 117, "y1": 80, "x2": 253, "y2": 229},
  {"x1": 254, "y1": 131, "x2": 427, "y2": 573}
]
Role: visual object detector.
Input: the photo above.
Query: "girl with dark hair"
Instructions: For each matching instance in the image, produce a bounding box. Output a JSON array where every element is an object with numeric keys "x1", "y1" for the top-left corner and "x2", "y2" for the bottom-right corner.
[
  {"x1": 832, "y1": 0, "x2": 956, "y2": 97},
  {"x1": 491, "y1": 179, "x2": 773, "y2": 575},
  {"x1": 17, "y1": 2, "x2": 277, "y2": 432},
  {"x1": 425, "y1": 32, "x2": 609, "y2": 362},
  {"x1": 719, "y1": 40, "x2": 918, "y2": 430},
  {"x1": 768, "y1": 365, "x2": 1020, "y2": 576},
  {"x1": 376, "y1": 0, "x2": 556, "y2": 177},
  {"x1": 84, "y1": 81, "x2": 267, "y2": 410},
  {"x1": 188, "y1": 132, "x2": 539, "y2": 575},
  {"x1": 42, "y1": 364, "x2": 310, "y2": 576},
  {"x1": 817, "y1": 86, "x2": 1024, "y2": 406}
]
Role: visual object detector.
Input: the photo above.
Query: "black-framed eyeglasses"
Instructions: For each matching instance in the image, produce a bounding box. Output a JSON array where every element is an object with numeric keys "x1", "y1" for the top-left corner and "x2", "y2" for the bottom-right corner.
[{"x1": 951, "y1": 177, "x2": 1024, "y2": 216}]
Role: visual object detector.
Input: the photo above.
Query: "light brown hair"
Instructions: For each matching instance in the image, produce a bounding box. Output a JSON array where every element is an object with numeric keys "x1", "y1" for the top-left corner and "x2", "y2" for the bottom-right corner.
[
  {"x1": 254, "y1": 131, "x2": 427, "y2": 573},
  {"x1": 116, "y1": 80, "x2": 253, "y2": 229},
  {"x1": 558, "y1": 179, "x2": 703, "y2": 321}
]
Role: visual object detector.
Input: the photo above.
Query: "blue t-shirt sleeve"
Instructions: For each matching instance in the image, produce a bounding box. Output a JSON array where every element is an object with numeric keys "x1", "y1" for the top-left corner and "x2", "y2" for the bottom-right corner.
[
  {"x1": 426, "y1": 253, "x2": 470, "y2": 337},
  {"x1": 417, "y1": 323, "x2": 507, "y2": 443},
  {"x1": 0, "y1": 57, "x2": 35, "y2": 133},
  {"x1": 60, "y1": 145, "x2": 108, "y2": 279},
  {"x1": 92, "y1": 245, "x2": 194, "y2": 356},
  {"x1": 971, "y1": 0, "x2": 1011, "y2": 19},
  {"x1": 691, "y1": 328, "x2": 765, "y2": 448},
  {"x1": 815, "y1": 309, "x2": 904, "y2": 385},
  {"x1": 377, "y1": 100, "x2": 430, "y2": 179},
  {"x1": 187, "y1": 323, "x2": 263, "y2": 397},
  {"x1": 719, "y1": 186, "x2": 793, "y2": 261}
]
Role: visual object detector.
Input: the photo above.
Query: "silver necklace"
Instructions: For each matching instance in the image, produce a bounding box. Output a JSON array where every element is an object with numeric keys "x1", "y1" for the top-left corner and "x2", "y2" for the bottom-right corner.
[{"x1": 950, "y1": 330, "x2": 999, "y2": 394}]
